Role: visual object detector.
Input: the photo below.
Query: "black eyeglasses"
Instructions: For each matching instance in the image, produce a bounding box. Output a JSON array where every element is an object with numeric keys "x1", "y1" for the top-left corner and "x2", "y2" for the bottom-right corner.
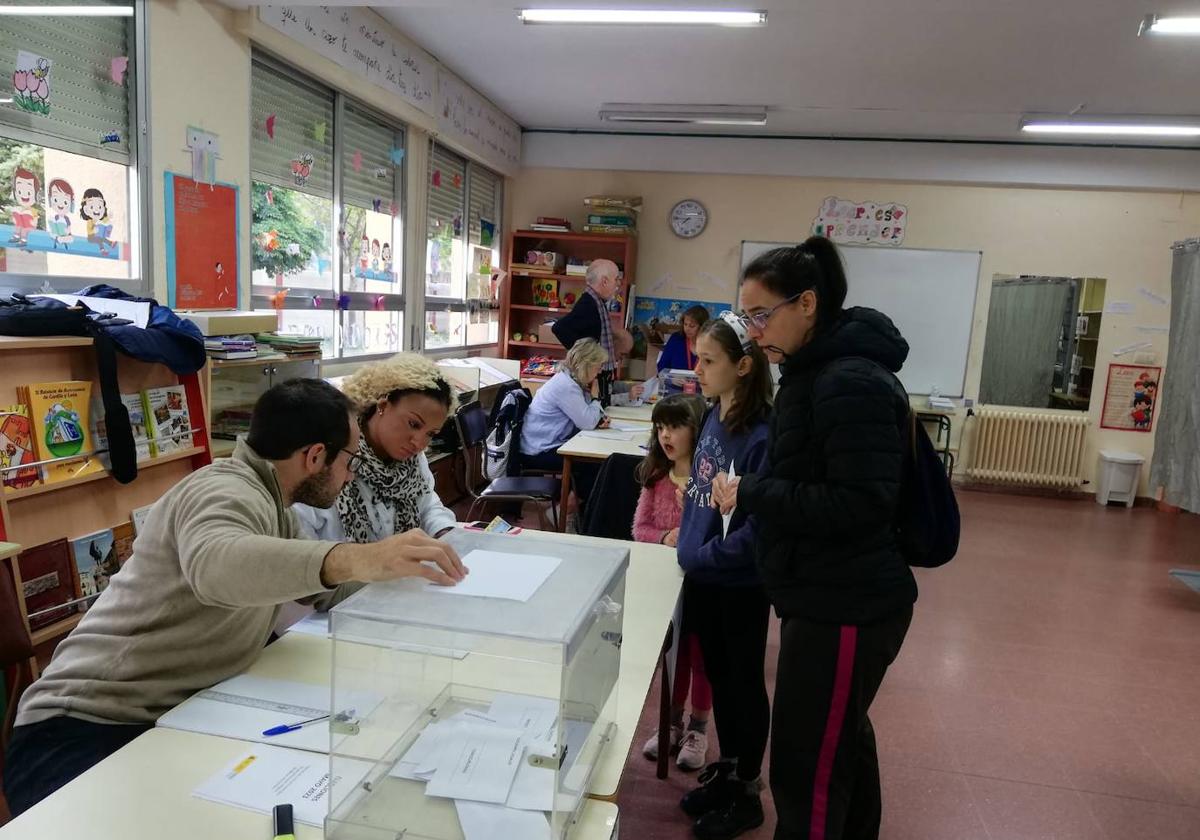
[
  {"x1": 735, "y1": 292, "x2": 804, "y2": 330},
  {"x1": 340, "y1": 448, "x2": 364, "y2": 472}
]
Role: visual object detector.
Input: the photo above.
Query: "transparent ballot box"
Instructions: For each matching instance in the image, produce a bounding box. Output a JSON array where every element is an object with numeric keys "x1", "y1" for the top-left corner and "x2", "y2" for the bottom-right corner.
[{"x1": 326, "y1": 531, "x2": 628, "y2": 840}]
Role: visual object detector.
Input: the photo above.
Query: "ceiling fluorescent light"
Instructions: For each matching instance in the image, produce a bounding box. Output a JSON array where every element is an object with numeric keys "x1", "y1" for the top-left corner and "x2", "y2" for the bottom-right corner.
[
  {"x1": 1020, "y1": 115, "x2": 1200, "y2": 138},
  {"x1": 519, "y1": 9, "x2": 766, "y2": 26},
  {"x1": 600, "y1": 104, "x2": 767, "y2": 126},
  {"x1": 0, "y1": 5, "x2": 134, "y2": 15},
  {"x1": 1139, "y1": 14, "x2": 1200, "y2": 35}
]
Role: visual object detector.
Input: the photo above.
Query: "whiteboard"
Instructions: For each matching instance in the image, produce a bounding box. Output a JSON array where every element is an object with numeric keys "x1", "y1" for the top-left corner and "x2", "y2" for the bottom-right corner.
[{"x1": 740, "y1": 242, "x2": 981, "y2": 396}]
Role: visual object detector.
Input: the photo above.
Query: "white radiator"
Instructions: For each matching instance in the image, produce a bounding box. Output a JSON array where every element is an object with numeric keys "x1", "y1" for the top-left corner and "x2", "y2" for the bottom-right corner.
[{"x1": 968, "y1": 408, "x2": 1089, "y2": 488}]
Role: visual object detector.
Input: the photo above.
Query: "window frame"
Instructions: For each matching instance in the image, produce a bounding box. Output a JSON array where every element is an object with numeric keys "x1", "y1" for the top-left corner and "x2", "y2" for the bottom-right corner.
[
  {"x1": 248, "y1": 52, "x2": 408, "y2": 363},
  {"x1": 0, "y1": 2, "x2": 149, "y2": 297}
]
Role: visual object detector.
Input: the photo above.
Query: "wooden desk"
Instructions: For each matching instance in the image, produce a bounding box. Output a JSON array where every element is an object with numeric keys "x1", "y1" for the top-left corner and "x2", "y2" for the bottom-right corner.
[
  {"x1": 554, "y1": 425, "x2": 651, "y2": 533},
  {"x1": 0, "y1": 728, "x2": 620, "y2": 839}
]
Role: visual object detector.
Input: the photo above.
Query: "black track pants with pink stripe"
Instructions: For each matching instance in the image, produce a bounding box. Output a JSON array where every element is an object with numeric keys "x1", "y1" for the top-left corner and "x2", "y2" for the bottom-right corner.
[{"x1": 770, "y1": 606, "x2": 913, "y2": 840}]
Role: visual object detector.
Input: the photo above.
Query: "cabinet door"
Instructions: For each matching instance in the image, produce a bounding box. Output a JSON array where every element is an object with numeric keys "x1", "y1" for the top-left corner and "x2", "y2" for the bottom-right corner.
[{"x1": 267, "y1": 358, "x2": 322, "y2": 386}]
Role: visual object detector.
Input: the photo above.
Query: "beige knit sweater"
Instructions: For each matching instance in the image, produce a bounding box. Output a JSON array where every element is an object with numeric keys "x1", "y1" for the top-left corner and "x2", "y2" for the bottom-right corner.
[{"x1": 16, "y1": 440, "x2": 342, "y2": 727}]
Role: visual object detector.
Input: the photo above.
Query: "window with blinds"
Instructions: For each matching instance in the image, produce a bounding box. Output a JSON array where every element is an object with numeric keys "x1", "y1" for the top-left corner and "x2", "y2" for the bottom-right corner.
[
  {"x1": 342, "y1": 104, "x2": 399, "y2": 211},
  {"x1": 425, "y1": 143, "x2": 467, "y2": 300},
  {"x1": 468, "y1": 165, "x2": 501, "y2": 247},
  {"x1": 0, "y1": 0, "x2": 133, "y2": 164},
  {"x1": 250, "y1": 60, "x2": 334, "y2": 199}
]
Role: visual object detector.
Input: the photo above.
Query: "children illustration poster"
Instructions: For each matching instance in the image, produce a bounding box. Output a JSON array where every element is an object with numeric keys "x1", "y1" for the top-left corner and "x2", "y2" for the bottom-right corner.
[
  {"x1": 1100, "y1": 364, "x2": 1162, "y2": 432},
  {"x1": 165, "y1": 173, "x2": 239, "y2": 309},
  {"x1": 3, "y1": 162, "x2": 125, "y2": 265}
]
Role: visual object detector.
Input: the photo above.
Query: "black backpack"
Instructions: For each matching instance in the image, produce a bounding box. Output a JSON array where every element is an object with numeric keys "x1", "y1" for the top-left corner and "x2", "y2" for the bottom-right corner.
[{"x1": 896, "y1": 412, "x2": 960, "y2": 568}]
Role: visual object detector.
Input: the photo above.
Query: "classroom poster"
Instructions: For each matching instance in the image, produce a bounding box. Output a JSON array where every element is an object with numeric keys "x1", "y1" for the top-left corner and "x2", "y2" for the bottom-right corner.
[
  {"x1": 811, "y1": 196, "x2": 907, "y2": 246},
  {"x1": 164, "y1": 173, "x2": 239, "y2": 309},
  {"x1": 1100, "y1": 364, "x2": 1162, "y2": 432}
]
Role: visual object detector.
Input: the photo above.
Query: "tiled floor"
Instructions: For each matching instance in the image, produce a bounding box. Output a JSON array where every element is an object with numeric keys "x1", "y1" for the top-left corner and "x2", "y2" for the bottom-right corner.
[{"x1": 610, "y1": 492, "x2": 1200, "y2": 839}]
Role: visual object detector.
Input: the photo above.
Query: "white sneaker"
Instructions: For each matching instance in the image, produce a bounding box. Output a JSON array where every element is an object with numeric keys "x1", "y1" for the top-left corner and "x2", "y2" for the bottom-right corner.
[
  {"x1": 643, "y1": 724, "x2": 683, "y2": 760},
  {"x1": 676, "y1": 729, "x2": 708, "y2": 771}
]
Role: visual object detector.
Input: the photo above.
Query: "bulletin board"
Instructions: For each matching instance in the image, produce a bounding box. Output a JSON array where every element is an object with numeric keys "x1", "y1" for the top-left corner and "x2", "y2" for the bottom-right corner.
[
  {"x1": 1100, "y1": 364, "x2": 1162, "y2": 433},
  {"x1": 164, "y1": 173, "x2": 240, "y2": 310}
]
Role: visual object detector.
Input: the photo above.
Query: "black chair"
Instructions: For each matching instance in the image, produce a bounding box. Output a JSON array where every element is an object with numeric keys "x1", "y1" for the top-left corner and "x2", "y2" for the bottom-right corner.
[
  {"x1": 455, "y1": 401, "x2": 561, "y2": 530},
  {"x1": 580, "y1": 453, "x2": 642, "y2": 540}
]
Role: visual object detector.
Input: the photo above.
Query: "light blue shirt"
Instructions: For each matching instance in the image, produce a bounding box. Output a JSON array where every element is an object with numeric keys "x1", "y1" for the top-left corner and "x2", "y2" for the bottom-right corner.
[{"x1": 519, "y1": 369, "x2": 604, "y2": 455}]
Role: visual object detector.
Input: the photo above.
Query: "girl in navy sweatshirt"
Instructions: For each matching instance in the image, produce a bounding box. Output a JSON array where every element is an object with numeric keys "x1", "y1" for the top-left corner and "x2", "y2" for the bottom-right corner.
[{"x1": 676, "y1": 315, "x2": 774, "y2": 840}]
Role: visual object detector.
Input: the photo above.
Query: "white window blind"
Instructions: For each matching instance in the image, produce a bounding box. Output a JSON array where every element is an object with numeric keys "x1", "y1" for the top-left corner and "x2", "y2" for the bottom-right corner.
[
  {"x1": 427, "y1": 142, "x2": 466, "y2": 239},
  {"x1": 0, "y1": 0, "x2": 132, "y2": 163},
  {"x1": 342, "y1": 104, "x2": 400, "y2": 211},
  {"x1": 468, "y1": 164, "x2": 501, "y2": 246},
  {"x1": 250, "y1": 59, "x2": 334, "y2": 199}
]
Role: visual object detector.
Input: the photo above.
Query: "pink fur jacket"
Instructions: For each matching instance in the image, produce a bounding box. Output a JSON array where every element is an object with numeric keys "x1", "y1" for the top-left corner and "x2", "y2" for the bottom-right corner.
[{"x1": 633, "y1": 475, "x2": 683, "y2": 543}]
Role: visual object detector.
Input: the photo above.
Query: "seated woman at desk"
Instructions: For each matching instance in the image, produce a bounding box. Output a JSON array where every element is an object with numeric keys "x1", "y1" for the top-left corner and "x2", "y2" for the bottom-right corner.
[
  {"x1": 518, "y1": 337, "x2": 609, "y2": 509},
  {"x1": 657, "y1": 305, "x2": 710, "y2": 372},
  {"x1": 294, "y1": 353, "x2": 457, "y2": 542}
]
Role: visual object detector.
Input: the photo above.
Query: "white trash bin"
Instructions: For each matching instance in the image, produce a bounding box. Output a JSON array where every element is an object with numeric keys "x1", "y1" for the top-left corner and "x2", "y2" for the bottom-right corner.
[{"x1": 1096, "y1": 450, "x2": 1145, "y2": 507}]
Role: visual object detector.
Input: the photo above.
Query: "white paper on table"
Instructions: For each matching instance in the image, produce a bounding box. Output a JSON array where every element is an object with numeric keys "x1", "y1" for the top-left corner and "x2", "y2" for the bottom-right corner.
[
  {"x1": 580, "y1": 429, "x2": 634, "y2": 441},
  {"x1": 608, "y1": 420, "x2": 646, "y2": 433},
  {"x1": 455, "y1": 800, "x2": 551, "y2": 840},
  {"x1": 156, "y1": 674, "x2": 381, "y2": 753},
  {"x1": 721, "y1": 461, "x2": 736, "y2": 538},
  {"x1": 424, "y1": 723, "x2": 526, "y2": 804},
  {"x1": 192, "y1": 744, "x2": 372, "y2": 827},
  {"x1": 505, "y1": 740, "x2": 557, "y2": 811},
  {"x1": 427, "y1": 550, "x2": 561, "y2": 602},
  {"x1": 30, "y1": 294, "x2": 150, "y2": 328}
]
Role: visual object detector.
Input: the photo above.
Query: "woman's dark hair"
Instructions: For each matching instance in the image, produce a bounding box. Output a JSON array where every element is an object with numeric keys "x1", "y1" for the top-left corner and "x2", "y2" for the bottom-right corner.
[
  {"x1": 741, "y1": 235, "x2": 848, "y2": 332},
  {"x1": 247, "y1": 378, "x2": 355, "y2": 462},
  {"x1": 681, "y1": 305, "x2": 710, "y2": 329},
  {"x1": 636, "y1": 394, "x2": 706, "y2": 488},
  {"x1": 697, "y1": 319, "x2": 772, "y2": 435},
  {"x1": 360, "y1": 379, "x2": 454, "y2": 422}
]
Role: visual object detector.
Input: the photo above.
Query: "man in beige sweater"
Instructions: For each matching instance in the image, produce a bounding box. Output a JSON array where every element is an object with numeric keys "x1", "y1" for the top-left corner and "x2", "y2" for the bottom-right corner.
[{"x1": 3, "y1": 378, "x2": 465, "y2": 816}]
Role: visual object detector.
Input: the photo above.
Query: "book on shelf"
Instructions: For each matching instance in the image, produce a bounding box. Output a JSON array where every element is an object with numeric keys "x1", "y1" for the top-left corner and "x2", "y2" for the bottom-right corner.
[
  {"x1": 207, "y1": 349, "x2": 259, "y2": 360},
  {"x1": 530, "y1": 225, "x2": 571, "y2": 233},
  {"x1": 255, "y1": 333, "x2": 322, "y2": 356},
  {"x1": 17, "y1": 538, "x2": 75, "y2": 631},
  {"x1": 535, "y1": 216, "x2": 572, "y2": 228},
  {"x1": 584, "y1": 195, "x2": 643, "y2": 211},
  {"x1": 20, "y1": 380, "x2": 104, "y2": 484},
  {"x1": 90, "y1": 392, "x2": 154, "y2": 462},
  {"x1": 143, "y1": 385, "x2": 193, "y2": 456},
  {"x1": 583, "y1": 224, "x2": 637, "y2": 235},
  {"x1": 70, "y1": 528, "x2": 119, "y2": 609},
  {"x1": 0, "y1": 403, "x2": 40, "y2": 492},
  {"x1": 131, "y1": 503, "x2": 154, "y2": 536},
  {"x1": 587, "y1": 214, "x2": 636, "y2": 227}
]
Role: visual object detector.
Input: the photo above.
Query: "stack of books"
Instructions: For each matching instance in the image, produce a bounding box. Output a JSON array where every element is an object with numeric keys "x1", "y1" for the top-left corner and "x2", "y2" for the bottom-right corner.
[
  {"x1": 530, "y1": 216, "x2": 571, "y2": 233},
  {"x1": 583, "y1": 196, "x2": 641, "y2": 235},
  {"x1": 255, "y1": 333, "x2": 323, "y2": 357},
  {"x1": 204, "y1": 335, "x2": 258, "y2": 361}
]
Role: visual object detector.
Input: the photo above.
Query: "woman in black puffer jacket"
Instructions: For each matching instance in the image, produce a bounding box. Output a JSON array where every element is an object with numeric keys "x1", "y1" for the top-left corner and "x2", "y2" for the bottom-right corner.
[{"x1": 712, "y1": 237, "x2": 917, "y2": 840}]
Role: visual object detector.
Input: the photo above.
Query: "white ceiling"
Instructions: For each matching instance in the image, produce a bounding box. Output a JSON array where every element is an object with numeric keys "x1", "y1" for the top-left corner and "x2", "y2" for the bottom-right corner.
[{"x1": 366, "y1": 0, "x2": 1200, "y2": 146}]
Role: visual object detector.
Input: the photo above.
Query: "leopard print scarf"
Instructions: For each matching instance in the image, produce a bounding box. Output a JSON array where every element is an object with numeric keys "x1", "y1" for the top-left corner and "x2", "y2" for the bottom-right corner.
[{"x1": 335, "y1": 425, "x2": 426, "y2": 543}]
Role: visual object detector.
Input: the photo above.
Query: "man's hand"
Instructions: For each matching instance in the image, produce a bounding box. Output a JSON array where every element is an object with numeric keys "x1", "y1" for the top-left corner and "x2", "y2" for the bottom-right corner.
[
  {"x1": 711, "y1": 472, "x2": 740, "y2": 515},
  {"x1": 322, "y1": 529, "x2": 468, "y2": 588},
  {"x1": 596, "y1": 416, "x2": 611, "y2": 429},
  {"x1": 629, "y1": 384, "x2": 645, "y2": 400}
]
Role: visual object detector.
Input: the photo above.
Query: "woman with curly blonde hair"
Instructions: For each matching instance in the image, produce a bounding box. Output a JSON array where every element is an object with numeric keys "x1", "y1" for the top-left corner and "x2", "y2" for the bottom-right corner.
[{"x1": 294, "y1": 354, "x2": 459, "y2": 543}]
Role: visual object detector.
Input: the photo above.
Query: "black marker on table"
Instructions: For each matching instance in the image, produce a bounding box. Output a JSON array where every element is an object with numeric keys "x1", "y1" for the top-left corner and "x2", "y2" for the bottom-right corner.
[{"x1": 273, "y1": 803, "x2": 295, "y2": 840}]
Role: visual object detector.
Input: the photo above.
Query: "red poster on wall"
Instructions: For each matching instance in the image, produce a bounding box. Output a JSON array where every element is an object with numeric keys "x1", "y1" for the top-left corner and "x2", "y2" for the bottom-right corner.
[
  {"x1": 164, "y1": 173, "x2": 239, "y2": 310},
  {"x1": 1100, "y1": 364, "x2": 1162, "y2": 433}
]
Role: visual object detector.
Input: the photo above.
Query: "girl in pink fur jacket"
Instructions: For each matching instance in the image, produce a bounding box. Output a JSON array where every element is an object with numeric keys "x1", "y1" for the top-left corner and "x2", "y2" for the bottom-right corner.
[{"x1": 633, "y1": 394, "x2": 714, "y2": 771}]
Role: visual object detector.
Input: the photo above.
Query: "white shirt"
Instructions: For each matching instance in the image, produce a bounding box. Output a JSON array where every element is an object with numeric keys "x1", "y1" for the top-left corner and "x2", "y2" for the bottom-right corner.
[{"x1": 292, "y1": 452, "x2": 456, "y2": 542}]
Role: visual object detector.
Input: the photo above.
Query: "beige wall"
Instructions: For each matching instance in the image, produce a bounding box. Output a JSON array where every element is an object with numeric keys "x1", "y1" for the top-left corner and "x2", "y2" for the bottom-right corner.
[
  {"x1": 512, "y1": 167, "x2": 1200, "y2": 495},
  {"x1": 147, "y1": 1, "x2": 252, "y2": 306}
]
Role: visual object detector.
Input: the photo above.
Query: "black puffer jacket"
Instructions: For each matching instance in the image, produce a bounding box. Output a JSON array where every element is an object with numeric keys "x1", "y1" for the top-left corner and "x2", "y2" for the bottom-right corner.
[{"x1": 738, "y1": 307, "x2": 918, "y2": 624}]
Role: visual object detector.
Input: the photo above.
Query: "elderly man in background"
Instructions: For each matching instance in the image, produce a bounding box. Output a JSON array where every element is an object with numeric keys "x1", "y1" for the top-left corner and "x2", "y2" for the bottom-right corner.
[{"x1": 551, "y1": 258, "x2": 634, "y2": 405}]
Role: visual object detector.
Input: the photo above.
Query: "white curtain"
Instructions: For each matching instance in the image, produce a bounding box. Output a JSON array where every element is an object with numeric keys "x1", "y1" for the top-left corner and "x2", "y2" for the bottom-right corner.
[
  {"x1": 1149, "y1": 240, "x2": 1200, "y2": 512},
  {"x1": 979, "y1": 277, "x2": 1072, "y2": 407}
]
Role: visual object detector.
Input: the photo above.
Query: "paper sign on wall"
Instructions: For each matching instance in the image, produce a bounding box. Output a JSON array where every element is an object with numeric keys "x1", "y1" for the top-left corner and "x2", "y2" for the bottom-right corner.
[
  {"x1": 1100, "y1": 364, "x2": 1162, "y2": 433},
  {"x1": 13, "y1": 51, "x2": 51, "y2": 115},
  {"x1": 165, "y1": 173, "x2": 239, "y2": 310},
  {"x1": 184, "y1": 126, "x2": 221, "y2": 186},
  {"x1": 812, "y1": 196, "x2": 907, "y2": 246}
]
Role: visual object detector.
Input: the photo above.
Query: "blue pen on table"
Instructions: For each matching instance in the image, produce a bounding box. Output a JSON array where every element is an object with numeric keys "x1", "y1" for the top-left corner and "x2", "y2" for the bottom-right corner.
[{"x1": 262, "y1": 714, "x2": 330, "y2": 737}]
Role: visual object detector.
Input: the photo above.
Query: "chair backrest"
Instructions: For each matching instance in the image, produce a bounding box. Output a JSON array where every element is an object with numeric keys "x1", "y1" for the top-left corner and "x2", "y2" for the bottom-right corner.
[
  {"x1": 455, "y1": 401, "x2": 490, "y2": 492},
  {"x1": 581, "y1": 453, "x2": 643, "y2": 540}
]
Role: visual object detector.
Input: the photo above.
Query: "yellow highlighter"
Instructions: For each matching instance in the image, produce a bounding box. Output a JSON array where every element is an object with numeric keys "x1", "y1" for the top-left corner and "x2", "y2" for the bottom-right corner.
[{"x1": 272, "y1": 804, "x2": 295, "y2": 840}]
